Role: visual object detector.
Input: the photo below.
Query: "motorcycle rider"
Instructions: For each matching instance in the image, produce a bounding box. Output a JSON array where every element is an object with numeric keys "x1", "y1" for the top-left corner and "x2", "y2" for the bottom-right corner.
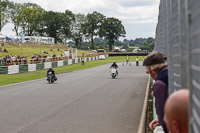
[
  {"x1": 110, "y1": 62, "x2": 118, "y2": 75},
  {"x1": 47, "y1": 68, "x2": 56, "y2": 80}
]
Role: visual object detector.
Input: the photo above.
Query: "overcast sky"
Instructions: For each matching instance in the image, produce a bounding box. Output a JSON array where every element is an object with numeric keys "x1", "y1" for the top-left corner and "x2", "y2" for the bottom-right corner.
[{"x1": 1, "y1": 0, "x2": 160, "y2": 40}]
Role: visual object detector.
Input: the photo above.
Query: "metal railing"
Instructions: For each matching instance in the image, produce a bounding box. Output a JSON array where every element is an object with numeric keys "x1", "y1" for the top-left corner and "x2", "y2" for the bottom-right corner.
[{"x1": 155, "y1": 0, "x2": 200, "y2": 132}]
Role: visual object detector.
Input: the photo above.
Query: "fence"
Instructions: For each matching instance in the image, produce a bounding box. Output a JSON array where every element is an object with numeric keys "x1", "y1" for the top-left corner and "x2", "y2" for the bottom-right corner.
[{"x1": 155, "y1": 0, "x2": 200, "y2": 132}]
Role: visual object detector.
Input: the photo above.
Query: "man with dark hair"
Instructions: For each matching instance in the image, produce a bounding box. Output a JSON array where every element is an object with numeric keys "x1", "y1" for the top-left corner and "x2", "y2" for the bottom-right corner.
[{"x1": 143, "y1": 51, "x2": 168, "y2": 133}]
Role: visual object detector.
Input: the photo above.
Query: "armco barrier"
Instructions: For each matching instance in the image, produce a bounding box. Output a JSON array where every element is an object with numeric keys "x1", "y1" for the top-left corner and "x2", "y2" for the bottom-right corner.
[
  {"x1": 19, "y1": 64, "x2": 28, "y2": 73},
  {"x1": 28, "y1": 64, "x2": 36, "y2": 72},
  {"x1": 52, "y1": 62, "x2": 58, "y2": 68},
  {"x1": 36, "y1": 63, "x2": 44, "y2": 70},
  {"x1": 72, "y1": 59, "x2": 75, "y2": 64},
  {"x1": 44, "y1": 62, "x2": 52, "y2": 69},
  {"x1": 8, "y1": 65, "x2": 19, "y2": 74},
  {"x1": 68, "y1": 59, "x2": 72, "y2": 65},
  {"x1": 58, "y1": 61, "x2": 64, "y2": 67},
  {"x1": 63, "y1": 60, "x2": 68, "y2": 66},
  {"x1": 75, "y1": 58, "x2": 78, "y2": 63},
  {"x1": 0, "y1": 66, "x2": 8, "y2": 74}
]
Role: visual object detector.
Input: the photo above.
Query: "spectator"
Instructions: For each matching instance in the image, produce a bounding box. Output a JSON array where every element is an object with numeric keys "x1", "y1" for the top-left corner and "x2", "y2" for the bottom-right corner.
[
  {"x1": 126, "y1": 55, "x2": 129, "y2": 64},
  {"x1": 4, "y1": 48, "x2": 8, "y2": 52},
  {"x1": 81, "y1": 57, "x2": 84, "y2": 65},
  {"x1": 164, "y1": 89, "x2": 189, "y2": 133},
  {"x1": 136, "y1": 56, "x2": 139, "y2": 66},
  {"x1": 143, "y1": 51, "x2": 168, "y2": 132},
  {"x1": 1, "y1": 41, "x2": 4, "y2": 46},
  {"x1": 43, "y1": 51, "x2": 48, "y2": 54}
]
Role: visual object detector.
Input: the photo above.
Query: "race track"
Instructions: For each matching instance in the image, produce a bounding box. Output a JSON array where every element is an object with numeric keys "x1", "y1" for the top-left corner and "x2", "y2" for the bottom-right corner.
[{"x1": 0, "y1": 62, "x2": 148, "y2": 133}]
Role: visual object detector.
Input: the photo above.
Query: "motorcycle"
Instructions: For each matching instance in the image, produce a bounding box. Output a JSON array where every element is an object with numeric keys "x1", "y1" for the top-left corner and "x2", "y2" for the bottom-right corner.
[
  {"x1": 110, "y1": 67, "x2": 117, "y2": 79},
  {"x1": 47, "y1": 72, "x2": 55, "y2": 84}
]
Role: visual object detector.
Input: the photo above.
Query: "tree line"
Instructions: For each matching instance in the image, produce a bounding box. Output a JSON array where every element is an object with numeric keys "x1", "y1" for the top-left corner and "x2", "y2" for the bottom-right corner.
[
  {"x1": 0, "y1": 0, "x2": 126, "y2": 50},
  {"x1": 67, "y1": 37, "x2": 154, "y2": 52}
]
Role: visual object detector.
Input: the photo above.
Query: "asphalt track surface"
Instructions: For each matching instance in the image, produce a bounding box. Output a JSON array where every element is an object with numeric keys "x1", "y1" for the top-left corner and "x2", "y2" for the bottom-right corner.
[{"x1": 0, "y1": 62, "x2": 148, "y2": 133}]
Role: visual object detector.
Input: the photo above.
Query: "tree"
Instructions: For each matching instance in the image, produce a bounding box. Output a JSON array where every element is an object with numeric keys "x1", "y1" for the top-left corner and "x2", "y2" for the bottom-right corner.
[
  {"x1": 44, "y1": 11, "x2": 63, "y2": 43},
  {"x1": 139, "y1": 40, "x2": 155, "y2": 51},
  {"x1": 70, "y1": 13, "x2": 86, "y2": 48},
  {"x1": 16, "y1": 3, "x2": 45, "y2": 36},
  {"x1": 122, "y1": 44, "x2": 129, "y2": 49},
  {"x1": 62, "y1": 10, "x2": 75, "y2": 43},
  {"x1": 100, "y1": 17, "x2": 126, "y2": 50},
  {"x1": 83, "y1": 11, "x2": 105, "y2": 49},
  {"x1": 0, "y1": 0, "x2": 11, "y2": 32},
  {"x1": 9, "y1": 2, "x2": 23, "y2": 36}
]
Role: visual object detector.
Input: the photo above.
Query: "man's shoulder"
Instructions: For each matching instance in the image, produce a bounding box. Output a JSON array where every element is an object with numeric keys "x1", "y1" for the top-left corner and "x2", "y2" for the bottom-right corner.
[
  {"x1": 153, "y1": 80, "x2": 167, "y2": 92},
  {"x1": 154, "y1": 80, "x2": 167, "y2": 87}
]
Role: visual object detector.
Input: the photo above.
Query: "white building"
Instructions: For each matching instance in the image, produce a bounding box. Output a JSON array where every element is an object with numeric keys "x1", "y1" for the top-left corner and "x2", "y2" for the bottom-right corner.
[{"x1": 24, "y1": 36, "x2": 55, "y2": 44}]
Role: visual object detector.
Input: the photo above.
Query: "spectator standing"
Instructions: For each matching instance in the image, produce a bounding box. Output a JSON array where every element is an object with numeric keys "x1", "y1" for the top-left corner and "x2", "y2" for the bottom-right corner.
[
  {"x1": 143, "y1": 51, "x2": 168, "y2": 133},
  {"x1": 136, "y1": 56, "x2": 139, "y2": 66},
  {"x1": 126, "y1": 55, "x2": 129, "y2": 64},
  {"x1": 81, "y1": 57, "x2": 85, "y2": 65}
]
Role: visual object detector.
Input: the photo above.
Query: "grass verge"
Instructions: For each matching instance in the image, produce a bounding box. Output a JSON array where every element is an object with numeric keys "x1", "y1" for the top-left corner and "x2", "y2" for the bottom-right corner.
[{"x1": 0, "y1": 56, "x2": 144, "y2": 86}]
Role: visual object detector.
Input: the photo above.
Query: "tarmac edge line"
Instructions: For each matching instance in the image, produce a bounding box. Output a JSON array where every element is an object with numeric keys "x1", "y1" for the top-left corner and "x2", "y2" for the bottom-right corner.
[{"x1": 137, "y1": 76, "x2": 151, "y2": 133}]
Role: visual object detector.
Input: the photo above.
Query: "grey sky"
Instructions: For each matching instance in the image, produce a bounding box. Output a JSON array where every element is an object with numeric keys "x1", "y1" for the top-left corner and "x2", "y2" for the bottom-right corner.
[{"x1": 1, "y1": 0, "x2": 160, "y2": 40}]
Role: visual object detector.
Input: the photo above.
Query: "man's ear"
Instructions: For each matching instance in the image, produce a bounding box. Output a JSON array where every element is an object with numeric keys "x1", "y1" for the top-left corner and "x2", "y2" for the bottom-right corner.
[{"x1": 171, "y1": 120, "x2": 180, "y2": 133}]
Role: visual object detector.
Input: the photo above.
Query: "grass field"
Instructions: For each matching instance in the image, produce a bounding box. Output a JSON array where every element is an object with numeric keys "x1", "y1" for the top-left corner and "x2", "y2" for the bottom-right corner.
[
  {"x1": 0, "y1": 43, "x2": 95, "y2": 59},
  {"x1": 0, "y1": 56, "x2": 145, "y2": 86}
]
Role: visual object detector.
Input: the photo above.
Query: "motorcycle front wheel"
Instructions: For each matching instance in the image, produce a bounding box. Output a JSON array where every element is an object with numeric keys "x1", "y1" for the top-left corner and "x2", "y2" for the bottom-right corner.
[{"x1": 112, "y1": 73, "x2": 116, "y2": 79}]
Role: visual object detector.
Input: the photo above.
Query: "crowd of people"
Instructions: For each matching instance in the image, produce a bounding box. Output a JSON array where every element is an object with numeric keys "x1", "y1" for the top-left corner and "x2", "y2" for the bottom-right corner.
[
  {"x1": 0, "y1": 53, "x2": 67, "y2": 66},
  {"x1": 143, "y1": 51, "x2": 189, "y2": 133},
  {"x1": 0, "y1": 55, "x2": 27, "y2": 66}
]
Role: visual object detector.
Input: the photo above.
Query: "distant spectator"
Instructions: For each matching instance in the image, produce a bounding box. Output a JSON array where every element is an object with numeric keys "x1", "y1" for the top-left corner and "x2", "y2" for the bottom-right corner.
[
  {"x1": 3, "y1": 56, "x2": 7, "y2": 66},
  {"x1": 164, "y1": 89, "x2": 189, "y2": 133},
  {"x1": 136, "y1": 56, "x2": 139, "y2": 66},
  {"x1": 58, "y1": 48, "x2": 60, "y2": 51},
  {"x1": 1, "y1": 41, "x2": 4, "y2": 46},
  {"x1": 143, "y1": 51, "x2": 168, "y2": 133},
  {"x1": 43, "y1": 51, "x2": 48, "y2": 54},
  {"x1": 4, "y1": 48, "x2": 8, "y2": 52}
]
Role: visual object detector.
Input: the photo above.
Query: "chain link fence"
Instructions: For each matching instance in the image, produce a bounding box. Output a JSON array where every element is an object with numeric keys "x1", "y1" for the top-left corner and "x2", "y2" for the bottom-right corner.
[{"x1": 154, "y1": 0, "x2": 200, "y2": 132}]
